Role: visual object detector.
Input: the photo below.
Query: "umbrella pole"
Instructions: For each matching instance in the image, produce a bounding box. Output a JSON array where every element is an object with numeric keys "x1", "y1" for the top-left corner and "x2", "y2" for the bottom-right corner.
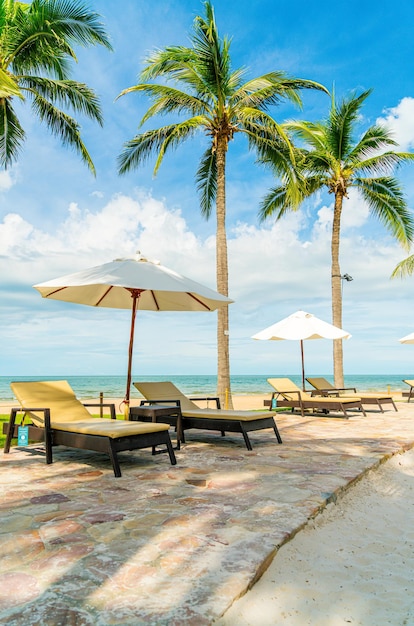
[
  {"x1": 124, "y1": 291, "x2": 140, "y2": 418},
  {"x1": 300, "y1": 340, "x2": 305, "y2": 390}
]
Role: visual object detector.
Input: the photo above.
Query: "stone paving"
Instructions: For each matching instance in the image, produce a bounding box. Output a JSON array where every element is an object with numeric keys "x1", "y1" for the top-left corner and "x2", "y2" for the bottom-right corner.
[{"x1": 0, "y1": 402, "x2": 413, "y2": 625}]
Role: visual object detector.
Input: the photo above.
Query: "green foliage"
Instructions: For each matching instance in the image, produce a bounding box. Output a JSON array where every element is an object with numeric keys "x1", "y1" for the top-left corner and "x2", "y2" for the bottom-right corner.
[
  {"x1": 117, "y1": 0, "x2": 328, "y2": 216},
  {"x1": 0, "y1": 0, "x2": 112, "y2": 171},
  {"x1": 260, "y1": 89, "x2": 414, "y2": 249}
]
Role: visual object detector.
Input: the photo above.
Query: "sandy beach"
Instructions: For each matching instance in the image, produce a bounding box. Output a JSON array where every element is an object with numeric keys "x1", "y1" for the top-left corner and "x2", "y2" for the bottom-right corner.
[
  {"x1": 216, "y1": 446, "x2": 414, "y2": 625},
  {"x1": 1, "y1": 391, "x2": 413, "y2": 624}
]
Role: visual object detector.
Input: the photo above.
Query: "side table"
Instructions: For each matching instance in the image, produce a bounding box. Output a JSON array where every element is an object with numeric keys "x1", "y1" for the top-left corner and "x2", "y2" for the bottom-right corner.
[{"x1": 129, "y1": 404, "x2": 182, "y2": 451}]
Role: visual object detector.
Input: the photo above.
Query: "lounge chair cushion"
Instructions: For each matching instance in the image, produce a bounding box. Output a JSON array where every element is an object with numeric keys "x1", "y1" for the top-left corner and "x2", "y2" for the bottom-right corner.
[
  {"x1": 135, "y1": 381, "x2": 274, "y2": 419},
  {"x1": 180, "y1": 409, "x2": 270, "y2": 421},
  {"x1": 268, "y1": 378, "x2": 361, "y2": 405},
  {"x1": 51, "y1": 419, "x2": 169, "y2": 438}
]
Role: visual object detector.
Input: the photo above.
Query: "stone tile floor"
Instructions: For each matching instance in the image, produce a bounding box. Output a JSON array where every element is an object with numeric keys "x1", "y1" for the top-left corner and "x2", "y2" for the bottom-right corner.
[{"x1": 0, "y1": 404, "x2": 413, "y2": 625}]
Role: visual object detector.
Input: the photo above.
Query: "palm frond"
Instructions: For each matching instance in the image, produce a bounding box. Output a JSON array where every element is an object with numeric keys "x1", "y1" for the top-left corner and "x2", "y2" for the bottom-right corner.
[
  {"x1": 196, "y1": 147, "x2": 216, "y2": 219},
  {"x1": 391, "y1": 255, "x2": 414, "y2": 278},
  {"x1": 21, "y1": 76, "x2": 103, "y2": 123},
  {"x1": 0, "y1": 67, "x2": 23, "y2": 98},
  {"x1": 357, "y1": 176, "x2": 414, "y2": 247},
  {"x1": 31, "y1": 92, "x2": 96, "y2": 174},
  {"x1": 118, "y1": 119, "x2": 202, "y2": 176},
  {"x1": 117, "y1": 84, "x2": 211, "y2": 124},
  {"x1": 353, "y1": 151, "x2": 414, "y2": 176},
  {"x1": 284, "y1": 120, "x2": 327, "y2": 151},
  {"x1": 28, "y1": 0, "x2": 113, "y2": 50},
  {"x1": 327, "y1": 89, "x2": 372, "y2": 159},
  {"x1": 233, "y1": 73, "x2": 328, "y2": 111},
  {"x1": 0, "y1": 97, "x2": 25, "y2": 168}
]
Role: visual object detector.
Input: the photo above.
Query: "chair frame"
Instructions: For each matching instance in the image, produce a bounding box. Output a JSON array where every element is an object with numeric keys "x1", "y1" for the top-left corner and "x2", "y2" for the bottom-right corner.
[
  {"x1": 306, "y1": 377, "x2": 397, "y2": 412},
  {"x1": 270, "y1": 388, "x2": 366, "y2": 418},
  {"x1": 4, "y1": 403, "x2": 176, "y2": 477},
  {"x1": 136, "y1": 393, "x2": 282, "y2": 450},
  {"x1": 402, "y1": 380, "x2": 414, "y2": 403}
]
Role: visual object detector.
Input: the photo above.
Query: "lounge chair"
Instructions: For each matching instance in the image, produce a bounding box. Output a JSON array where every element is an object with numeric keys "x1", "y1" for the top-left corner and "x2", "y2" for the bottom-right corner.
[
  {"x1": 4, "y1": 380, "x2": 176, "y2": 477},
  {"x1": 306, "y1": 377, "x2": 397, "y2": 412},
  {"x1": 267, "y1": 378, "x2": 366, "y2": 418},
  {"x1": 133, "y1": 381, "x2": 282, "y2": 450},
  {"x1": 402, "y1": 379, "x2": 414, "y2": 402}
]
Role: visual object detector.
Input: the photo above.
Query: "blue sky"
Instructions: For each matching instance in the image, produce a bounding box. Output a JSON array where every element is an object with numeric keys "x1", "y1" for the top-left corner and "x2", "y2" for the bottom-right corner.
[{"x1": 2, "y1": 0, "x2": 414, "y2": 381}]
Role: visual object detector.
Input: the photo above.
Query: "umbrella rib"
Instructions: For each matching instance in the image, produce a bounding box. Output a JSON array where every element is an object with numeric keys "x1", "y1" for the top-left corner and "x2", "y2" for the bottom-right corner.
[
  {"x1": 188, "y1": 293, "x2": 212, "y2": 311},
  {"x1": 95, "y1": 286, "x2": 114, "y2": 306},
  {"x1": 149, "y1": 290, "x2": 160, "y2": 311}
]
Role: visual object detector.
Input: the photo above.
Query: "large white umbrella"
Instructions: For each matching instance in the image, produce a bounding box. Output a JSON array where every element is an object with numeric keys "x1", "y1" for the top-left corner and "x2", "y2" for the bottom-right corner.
[
  {"x1": 252, "y1": 310, "x2": 351, "y2": 390},
  {"x1": 399, "y1": 332, "x2": 414, "y2": 344},
  {"x1": 34, "y1": 252, "x2": 233, "y2": 408}
]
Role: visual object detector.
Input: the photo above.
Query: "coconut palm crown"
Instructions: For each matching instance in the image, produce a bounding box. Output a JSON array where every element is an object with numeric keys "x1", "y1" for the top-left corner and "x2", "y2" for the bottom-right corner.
[
  {"x1": 117, "y1": 1, "x2": 328, "y2": 406},
  {"x1": 0, "y1": 0, "x2": 112, "y2": 173},
  {"x1": 259, "y1": 89, "x2": 414, "y2": 386}
]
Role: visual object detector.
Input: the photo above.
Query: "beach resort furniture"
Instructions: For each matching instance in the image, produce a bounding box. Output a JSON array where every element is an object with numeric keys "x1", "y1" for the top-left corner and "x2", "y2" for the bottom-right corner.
[
  {"x1": 306, "y1": 377, "x2": 397, "y2": 412},
  {"x1": 133, "y1": 381, "x2": 282, "y2": 449},
  {"x1": 267, "y1": 378, "x2": 366, "y2": 418},
  {"x1": 3, "y1": 380, "x2": 176, "y2": 477},
  {"x1": 402, "y1": 379, "x2": 414, "y2": 402}
]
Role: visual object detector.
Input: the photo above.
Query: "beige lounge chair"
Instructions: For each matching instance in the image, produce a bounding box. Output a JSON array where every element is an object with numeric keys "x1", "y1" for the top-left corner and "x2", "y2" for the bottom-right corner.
[
  {"x1": 267, "y1": 378, "x2": 366, "y2": 418},
  {"x1": 133, "y1": 381, "x2": 282, "y2": 450},
  {"x1": 4, "y1": 380, "x2": 176, "y2": 477},
  {"x1": 402, "y1": 379, "x2": 414, "y2": 402},
  {"x1": 306, "y1": 377, "x2": 397, "y2": 412}
]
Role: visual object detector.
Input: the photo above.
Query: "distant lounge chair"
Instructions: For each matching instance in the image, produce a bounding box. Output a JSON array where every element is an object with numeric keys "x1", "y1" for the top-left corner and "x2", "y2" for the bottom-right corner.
[
  {"x1": 4, "y1": 380, "x2": 176, "y2": 477},
  {"x1": 133, "y1": 381, "x2": 282, "y2": 450},
  {"x1": 267, "y1": 378, "x2": 366, "y2": 418},
  {"x1": 306, "y1": 377, "x2": 397, "y2": 412},
  {"x1": 402, "y1": 379, "x2": 414, "y2": 402}
]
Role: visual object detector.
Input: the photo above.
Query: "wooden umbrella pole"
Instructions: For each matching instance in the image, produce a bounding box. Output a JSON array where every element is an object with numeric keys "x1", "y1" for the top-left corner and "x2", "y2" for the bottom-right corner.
[
  {"x1": 124, "y1": 289, "x2": 141, "y2": 418},
  {"x1": 300, "y1": 340, "x2": 305, "y2": 390}
]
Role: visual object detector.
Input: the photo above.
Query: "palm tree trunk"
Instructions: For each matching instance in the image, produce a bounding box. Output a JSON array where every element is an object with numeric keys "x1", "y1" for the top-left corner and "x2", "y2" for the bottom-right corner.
[
  {"x1": 216, "y1": 136, "x2": 233, "y2": 408},
  {"x1": 332, "y1": 192, "x2": 344, "y2": 388}
]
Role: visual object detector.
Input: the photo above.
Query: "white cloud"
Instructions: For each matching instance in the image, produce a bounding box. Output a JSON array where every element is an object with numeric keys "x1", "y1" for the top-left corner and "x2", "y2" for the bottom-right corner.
[
  {"x1": 1, "y1": 189, "x2": 413, "y2": 376},
  {"x1": 377, "y1": 97, "x2": 414, "y2": 151},
  {"x1": 0, "y1": 169, "x2": 17, "y2": 191}
]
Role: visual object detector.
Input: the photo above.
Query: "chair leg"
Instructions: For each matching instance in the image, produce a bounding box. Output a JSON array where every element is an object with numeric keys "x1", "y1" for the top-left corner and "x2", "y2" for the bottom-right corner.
[
  {"x1": 239, "y1": 425, "x2": 253, "y2": 451},
  {"x1": 107, "y1": 441, "x2": 122, "y2": 478},
  {"x1": 4, "y1": 409, "x2": 17, "y2": 453},
  {"x1": 165, "y1": 435, "x2": 177, "y2": 465},
  {"x1": 272, "y1": 421, "x2": 283, "y2": 444}
]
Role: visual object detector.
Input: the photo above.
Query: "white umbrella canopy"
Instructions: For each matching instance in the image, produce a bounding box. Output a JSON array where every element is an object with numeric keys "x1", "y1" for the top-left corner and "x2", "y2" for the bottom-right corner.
[
  {"x1": 34, "y1": 252, "x2": 233, "y2": 408},
  {"x1": 399, "y1": 332, "x2": 414, "y2": 344},
  {"x1": 252, "y1": 310, "x2": 351, "y2": 390}
]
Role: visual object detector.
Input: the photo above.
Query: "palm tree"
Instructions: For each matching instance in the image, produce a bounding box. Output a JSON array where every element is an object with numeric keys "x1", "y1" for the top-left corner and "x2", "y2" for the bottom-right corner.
[
  {"x1": 259, "y1": 90, "x2": 414, "y2": 387},
  {"x1": 116, "y1": 1, "x2": 327, "y2": 407},
  {"x1": 0, "y1": 0, "x2": 112, "y2": 173}
]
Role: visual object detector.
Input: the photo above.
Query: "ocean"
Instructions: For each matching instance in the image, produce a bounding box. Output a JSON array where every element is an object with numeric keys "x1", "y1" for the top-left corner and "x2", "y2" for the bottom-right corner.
[{"x1": 0, "y1": 374, "x2": 411, "y2": 401}]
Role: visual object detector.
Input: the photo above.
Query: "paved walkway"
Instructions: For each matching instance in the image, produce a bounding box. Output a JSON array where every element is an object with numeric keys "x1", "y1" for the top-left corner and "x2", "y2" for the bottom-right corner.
[{"x1": 0, "y1": 403, "x2": 413, "y2": 625}]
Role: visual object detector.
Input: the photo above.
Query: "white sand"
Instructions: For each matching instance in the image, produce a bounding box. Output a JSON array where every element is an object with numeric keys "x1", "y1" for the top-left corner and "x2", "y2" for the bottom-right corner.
[{"x1": 216, "y1": 447, "x2": 414, "y2": 626}]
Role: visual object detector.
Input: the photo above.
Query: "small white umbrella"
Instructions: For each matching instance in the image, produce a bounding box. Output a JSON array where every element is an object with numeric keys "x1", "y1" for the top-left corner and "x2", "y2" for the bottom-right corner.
[
  {"x1": 34, "y1": 252, "x2": 233, "y2": 408},
  {"x1": 252, "y1": 310, "x2": 351, "y2": 390},
  {"x1": 399, "y1": 332, "x2": 414, "y2": 344}
]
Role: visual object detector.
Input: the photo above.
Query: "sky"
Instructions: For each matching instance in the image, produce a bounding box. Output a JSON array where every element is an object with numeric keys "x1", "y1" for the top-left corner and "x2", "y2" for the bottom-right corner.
[{"x1": 2, "y1": 0, "x2": 414, "y2": 381}]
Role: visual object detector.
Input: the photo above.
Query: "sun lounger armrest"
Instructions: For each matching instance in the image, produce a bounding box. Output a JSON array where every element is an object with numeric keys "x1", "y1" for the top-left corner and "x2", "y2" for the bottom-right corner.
[
  {"x1": 83, "y1": 403, "x2": 116, "y2": 419},
  {"x1": 189, "y1": 396, "x2": 221, "y2": 409},
  {"x1": 311, "y1": 387, "x2": 356, "y2": 396},
  {"x1": 139, "y1": 399, "x2": 181, "y2": 408},
  {"x1": 271, "y1": 390, "x2": 301, "y2": 401}
]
